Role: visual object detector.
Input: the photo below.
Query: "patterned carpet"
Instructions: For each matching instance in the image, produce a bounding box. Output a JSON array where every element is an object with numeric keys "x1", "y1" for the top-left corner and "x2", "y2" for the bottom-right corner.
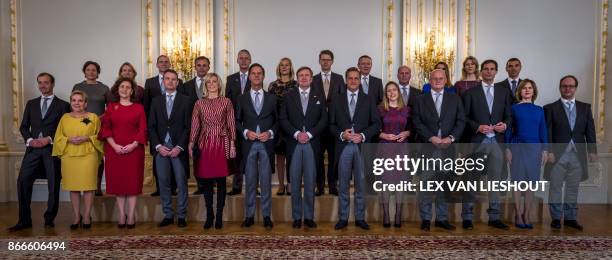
[{"x1": 1, "y1": 235, "x2": 611, "y2": 259}]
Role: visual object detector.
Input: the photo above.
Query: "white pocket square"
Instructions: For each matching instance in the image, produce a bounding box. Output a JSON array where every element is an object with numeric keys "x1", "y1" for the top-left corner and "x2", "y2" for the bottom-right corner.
[{"x1": 316, "y1": 101, "x2": 321, "y2": 105}]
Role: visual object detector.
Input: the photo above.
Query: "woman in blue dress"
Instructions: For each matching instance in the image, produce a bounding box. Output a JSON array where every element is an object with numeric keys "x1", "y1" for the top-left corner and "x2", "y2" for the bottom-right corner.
[
  {"x1": 505, "y1": 79, "x2": 548, "y2": 229},
  {"x1": 421, "y1": 62, "x2": 457, "y2": 94}
]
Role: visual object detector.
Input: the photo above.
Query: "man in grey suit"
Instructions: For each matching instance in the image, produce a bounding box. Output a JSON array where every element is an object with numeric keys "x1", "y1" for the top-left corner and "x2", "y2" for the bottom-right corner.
[
  {"x1": 357, "y1": 55, "x2": 384, "y2": 105},
  {"x1": 280, "y1": 67, "x2": 328, "y2": 229},
  {"x1": 235, "y1": 63, "x2": 277, "y2": 229},
  {"x1": 148, "y1": 69, "x2": 192, "y2": 228},
  {"x1": 462, "y1": 59, "x2": 513, "y2": 230},
  {"x1": 329, "y1": 67, "x2": 381, "y2": 230},
  {"x1": 412, "y1": 69, "x2": 465, "y2": 231}
]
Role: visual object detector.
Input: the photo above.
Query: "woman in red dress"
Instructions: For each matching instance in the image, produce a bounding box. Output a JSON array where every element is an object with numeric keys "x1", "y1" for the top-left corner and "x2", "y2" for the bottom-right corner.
[
  {"x1": 99, "y1": 77, "x2": 147, "y2": 229},
  {"x1": 188, "y1": 72, "x2": 236, "y2": 229}
]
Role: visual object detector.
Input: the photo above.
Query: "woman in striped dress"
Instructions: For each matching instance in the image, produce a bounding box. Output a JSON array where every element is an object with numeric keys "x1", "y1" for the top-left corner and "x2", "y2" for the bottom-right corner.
[{"x1": 188, "y1": 72, "x2": 236, "y2": 230}]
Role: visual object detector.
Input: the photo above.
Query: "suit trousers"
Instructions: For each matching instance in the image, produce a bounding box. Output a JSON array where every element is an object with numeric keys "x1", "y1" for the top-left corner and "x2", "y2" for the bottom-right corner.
[
  {"x1": 549, "y1": 151, "x2": 582, "y2": 220},
  {"x1": 418, "y1": 148, "x2": 450, "y2": 221},
  {"x1": 317, "y1": 135, "x2": 337, "y2": 191},
  {"x1": 245, "y1": 142, "x2": 272, "y2": 218},
  {"x1": 155, "y1": 142, "x2": 187, "y2": 219},
  {"x1": 338, "y1": 143, "x2": 366, "y2": 221},
  {"x1": 290, "y1": 143, "x2": 316, "y2": 220},
  {"x1": 17, "y1": 146, "x2": 61, "y2": 224}
]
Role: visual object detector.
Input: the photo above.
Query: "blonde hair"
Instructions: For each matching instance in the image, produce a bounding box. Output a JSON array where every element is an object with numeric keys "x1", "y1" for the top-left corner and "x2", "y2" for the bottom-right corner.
[
  {"x1": 203, "y1": 72, "x2": 224, "y2": 97},
  {"x1": 70, "y1": 90, "x2": 88, "y2": 103},
  {"x1": 275, "y1": 57, "x2": 295, "y2": 80},
  {"x1": 381, "y1": 81, "x2": 405, "y2": 111},
  {"x1": 460, "y1": 56, "x2": 480, "y2": 80}
]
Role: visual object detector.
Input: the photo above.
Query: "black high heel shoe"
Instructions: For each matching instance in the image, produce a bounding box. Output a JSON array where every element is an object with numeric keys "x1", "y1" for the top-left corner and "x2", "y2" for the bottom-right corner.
[
  {"x1": 70, "y1": 215, "x2": 82, "y2": 230},
  {"x1": 118, "y1": 215, "x2": 127, "y2": 229},
  {"x1": 276, "y1": 185, "x2": 286, "y2": 196},
  {"x1": 127, "y1": 215, "x2": 136, "y2": 229},
  {"x1": 82, "y1": 216, "x2": 92, "y2": 229}
]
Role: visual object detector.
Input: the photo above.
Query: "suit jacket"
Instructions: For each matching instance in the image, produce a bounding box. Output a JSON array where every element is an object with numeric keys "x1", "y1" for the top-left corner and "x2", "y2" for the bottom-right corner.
[
  {"x1": 329, "y1": 90, "x2": 381, "y2": 169},
  {"x1": 462, "y1": 84, "x2": 512, "y2": 143},
  {"x1": 226, "y1": 72, "x2": 251, "y2": 108},
  {"x1": 543, "y1": 99, "x2": 597, "y2": 181},
  {"x1": 412, "y1": 91, "x2": 465, "y2": 143},
  {"x1": 178, "y1": 77, "x2": 200, "y2": 107},
  {"x1": 312, "y1": 72, "x2": 345, "y2": 104},
  {"x1": 235, "y1": 90, "x2": 278, "y2": 172},
  {"x1": 147, "y1": 92, "x2": 192, "y2": 177},
  {"x1": 143, "y1": 75, "x2": 184, "y2": 118},
  {"x1": 279, "y1": 87, "x2": 328, "y2": 170},
  {"x1": 359, "y1": 75, "x2": 384, "y2": 105},
  {"x1": 495, "y1": 78, "x2": 521, "y2": 104},
  {"x1": 20, "y1": 96, "x2": 71, "y2": 150}
]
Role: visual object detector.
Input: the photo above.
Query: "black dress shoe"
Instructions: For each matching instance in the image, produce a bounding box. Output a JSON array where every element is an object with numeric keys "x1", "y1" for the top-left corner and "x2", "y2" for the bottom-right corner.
[
  {"x1": 204, "y1": 218, "x2": 214, "y2": 229},
  {"x1": 44, "y1": 221, "x2": 55, "y2": 228},
  {"x1": 355, "y1": 220, "x2": 370, "y2": 230},
  {"x1": 228, "y1": 189, "x2": 242, "y2": 196},
  {"x1": 150, "y1": 191, "x2": 160, "y2": 197},
  {"x1": 383, "y1": 222, "x2": 391, "y2": 228},
  {"x1": 8, "y1": 223, "x2": 32, "y2": 232},
  {"x1": 329, "y1": 188, "x2": 338, "y2": 196},
  {"x1": 335, "y1": 220, "x2": 348, "y2": 230},
  {"x1": 394, "y1": 222, "x2": 401, "y2": 228},
  {"x1": 488, "y1": 220, "x2": 510, "y2": 230},
  {"x1": 304, "y1": 219, "x2": 317, "y2": 228},
  {"x1": 241, "y1": 217, "x2": 254, "y2": 228},
  {"x1": 177, "y1": 218, "x2": 187, "y2": 227},
  {"x1": 292, "y1": 220, "x2": 302, "y2": 228},
  {"x1": 127, "y1": 223, "x2": 136, "y2": 229},
  {"x1": 550, "y1": 219, "x2": 561, "y2": 229},
  {"x1": 158, "y1": 218, "x2": 174, "y2": 227},
  {"x1": 263, "y1": 216, "x2": 273, "y2": 229},
  {"x1": 420, "y1": 220, "x2": 431, "y2": 231},
  {"x1": 95, "y1": 190, "x2": 103, "y2": 197},
  {"x1": 215, "y1": 218, "x2": 223, "y2": 229},
  {"x1": 435, "y1": 220, "x2": 456, "y2": 230},
  {"x1": 462, "y1": 220, "x2": 474, "y2": 230},
  {"x1": 564, "y1": 220, "x2": 583, "y2": 230},
  {"x1": 315, "y1": 189, "x2": 324, "y2": 197},
  {"x1": 171, "y1": 190, "x2": 178, "y2": 196}
]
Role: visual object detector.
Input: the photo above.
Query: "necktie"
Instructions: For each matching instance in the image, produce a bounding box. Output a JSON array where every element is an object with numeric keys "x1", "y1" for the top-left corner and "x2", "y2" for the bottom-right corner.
[
  {"x1": 486, "y1": 86, "x2": 493, "y2": 113},
  {"x1": 254, "y1": 91, "x2": 261, "y2": 133},
  {"x1": 197, "y1": 77, "x2": 204, "y2": 99},
  {"x1": 41, "y1": 97, "x2": 49, "y2": 119},
  {"x1": 349, "y1": 93, "x2": 356, "y2": 119},
  {"x1": 511, "y1": 80, "x2": 517, "y2": 95},
  {"x1": 566, "y1": 101, "x2": 576, "y2": 130},
  {"x1": 434, "y1": 92, "x2": 442, "y2": 137},
  {"x1": 362, "y1": 76, "x2": 369, "y2": 94},
  {"x1": 240, "y1": 74, "x2": 247, "y2": 93},
  {"x1": 160, "y1": 77, "x2": 165, "y2": 93},
  {"x1": 165, "y1": 94, "x2": 174, "y2": 143},
  {"x1": 401, "y1": 87, "x2": 409, "y2": 105},
  {"x1": 301, "y1": 91, "x2": 308, "y2": 115},
  {"x1": 323, "y1": 74, "x2": 330, "y2": 98}
]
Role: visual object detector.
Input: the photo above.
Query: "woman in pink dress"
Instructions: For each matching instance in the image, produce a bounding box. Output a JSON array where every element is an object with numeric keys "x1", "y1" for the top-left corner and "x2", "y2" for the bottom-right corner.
[
  {"x1": 188, "y1": 72, "x2": 236, "y2": 230},
  {"x1": 99, "y1": 77, "x2": 147, "y2": 229}
]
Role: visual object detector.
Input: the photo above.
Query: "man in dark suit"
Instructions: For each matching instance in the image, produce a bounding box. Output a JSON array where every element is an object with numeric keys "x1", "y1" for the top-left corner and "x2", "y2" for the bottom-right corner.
[
  {"x1": 330, "y1": 67, "x2": 381, "y2": 230},
  {"x1": 312, "y1": 50, "x2": 344, "y2": 196},
  {"x1": 544, "y1": 75, "x2": 597, "y2": 230},
  {"x1": 397, "y1": 65, "x2": 422, "y2": 143},
  {"x1": 143, "y1": 55, "x2": 184, "y2": 197},
  {"x1": 357, "y1": 55, "x2": 384, "y2": 105},
  {"x1": 9, "y1": 73, "x2": 70, "y2": 232},
  {"x1": 412, "y1": 69, "x2": 465, "y2": 231},
  {"x1": 148, "y1": 69, "x2": 192, "y2": 228},
  {"x1": 494, "y1": 57, "x2": 522, "y2": 103},
  {"x1": 178, "y1": 55, "x2": 210, "y2": 195},
  {"x1": 235, "y1": 63, "x2": 277, "y2": 229},
  {"x1": 280, "y1": 66, "x2": 327, "y2": 229},
  {"x1": 226, "y1": 49, "x2": 252, "y2": 196},
  {"x1": 462, "y1": 59, "x2": 513, "y2": 230}
]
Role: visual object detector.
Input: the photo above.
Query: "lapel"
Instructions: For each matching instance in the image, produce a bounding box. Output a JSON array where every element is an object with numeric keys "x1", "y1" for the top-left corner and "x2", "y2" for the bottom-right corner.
[
  {"x1": 305, "y1": 89, "x2": 318, "y2": 116},
  {"x1": 34, "y1": 97, "x2": 43, "y2": 121},
  {"x1": 44, "y1": 96, "x2": 59, "y2": 120},
  {"x1": 555, "y1": 100, "x2": 571, "y2": 130},
  {"x1": 340, "y1": 91, "x2": 351, "y2": 120},
  {"x1": 353, "y1": 91, "x2": 367, "y2": 121},
  {"x1": 168, "y1": 94, "x2": 179, "y2": 121},
  {"x1": 439, "y1": 92, "x2": 450, "y2": 121},
  {"x1": 425, "y1": 92, "x2": 440, "y2": 120},
  {"x1": 474, "y1": 85, "x2": 490, "y2": 115}
]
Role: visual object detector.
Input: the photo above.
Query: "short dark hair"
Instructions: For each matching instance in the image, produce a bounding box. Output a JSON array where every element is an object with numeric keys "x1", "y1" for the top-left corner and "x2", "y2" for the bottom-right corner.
[
  {"x1": 559, "y1": 75, "x2": 579, "y2": 88},
  {"x1": 194, "y1": 56, "x2": 210, "y2": 65},
  {"x1": 345, "y1": 67, "x2": 360, "y2": 79},
  {"x1": 319, "y1": 50, "x2": 334, "y2": 60},
  {"x1": 37, "y1": 72, "x2": 55, "y2": 84},
  {"x1": 157, "y1": 55, "x2": 169, "y2": 63},
  {"x1": 82, "y1": 61, "x2": 101, "y2": 75},
  {"x1": 358, "y1": 55, "x2": 372, "y2": 63},
  {"x1": 110, "y1": 77, "x2": 137, "y2": 102},
  {"x1": 248, "y1": 63, "x2": 265, "y2": 76},
  {"x1": 481, "y1": 59, "x2": 498, "y2": 71},
  {"x1": 238, "y1": 49, "x2": 251, "y2": 57},
  {"x1": 163, "y1": 69, "x2": 179, "y2": 78},
  {"x1": 296, "y1": 66, "x2": 313, "y2": 77},
  {"x1": 506, "y1": 57, "x2": 522, "y2": 66}
]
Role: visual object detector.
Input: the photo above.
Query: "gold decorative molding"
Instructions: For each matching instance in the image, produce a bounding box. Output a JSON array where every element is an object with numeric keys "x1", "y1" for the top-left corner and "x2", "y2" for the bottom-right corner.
[
  {"x1": 224, "y1": 0, "x2": 229, "y2": 79},
  {"x1": 596, "y1": 0, "x2": 608, "y2": 142},
  {"x1": 464, "y1": 0, "x2": 471, "y2": 56},
  {"x1": 145, "y1": 0, "x2": 153, "y2": 77},
  {"x1": 386, "y1": 0, "x2": 394, "y2": 81},
  {"x1": 10, "y1": 0, "x2": 23, "y2": 144}
]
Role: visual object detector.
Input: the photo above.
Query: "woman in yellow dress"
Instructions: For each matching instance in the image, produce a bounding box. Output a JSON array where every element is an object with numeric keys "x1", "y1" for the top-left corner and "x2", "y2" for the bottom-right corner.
[{"x1": 52, "y1": 90, "x2": 103, "y2": 229}]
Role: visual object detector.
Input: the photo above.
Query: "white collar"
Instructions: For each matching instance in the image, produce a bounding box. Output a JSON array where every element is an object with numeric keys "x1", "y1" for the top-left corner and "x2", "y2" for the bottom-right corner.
[
  {"x1": 561, "y1": 97, "x2": 576, "y2": 104},
  {"x1": 41, "y1": 94, "x2": 54, "y2": 99},
  {"x1": 347, "y1": 89, "x2": 359, "y2": 96},
  {"x1": 298, "y1": 86, "x2": 311, "y2": 93}
]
